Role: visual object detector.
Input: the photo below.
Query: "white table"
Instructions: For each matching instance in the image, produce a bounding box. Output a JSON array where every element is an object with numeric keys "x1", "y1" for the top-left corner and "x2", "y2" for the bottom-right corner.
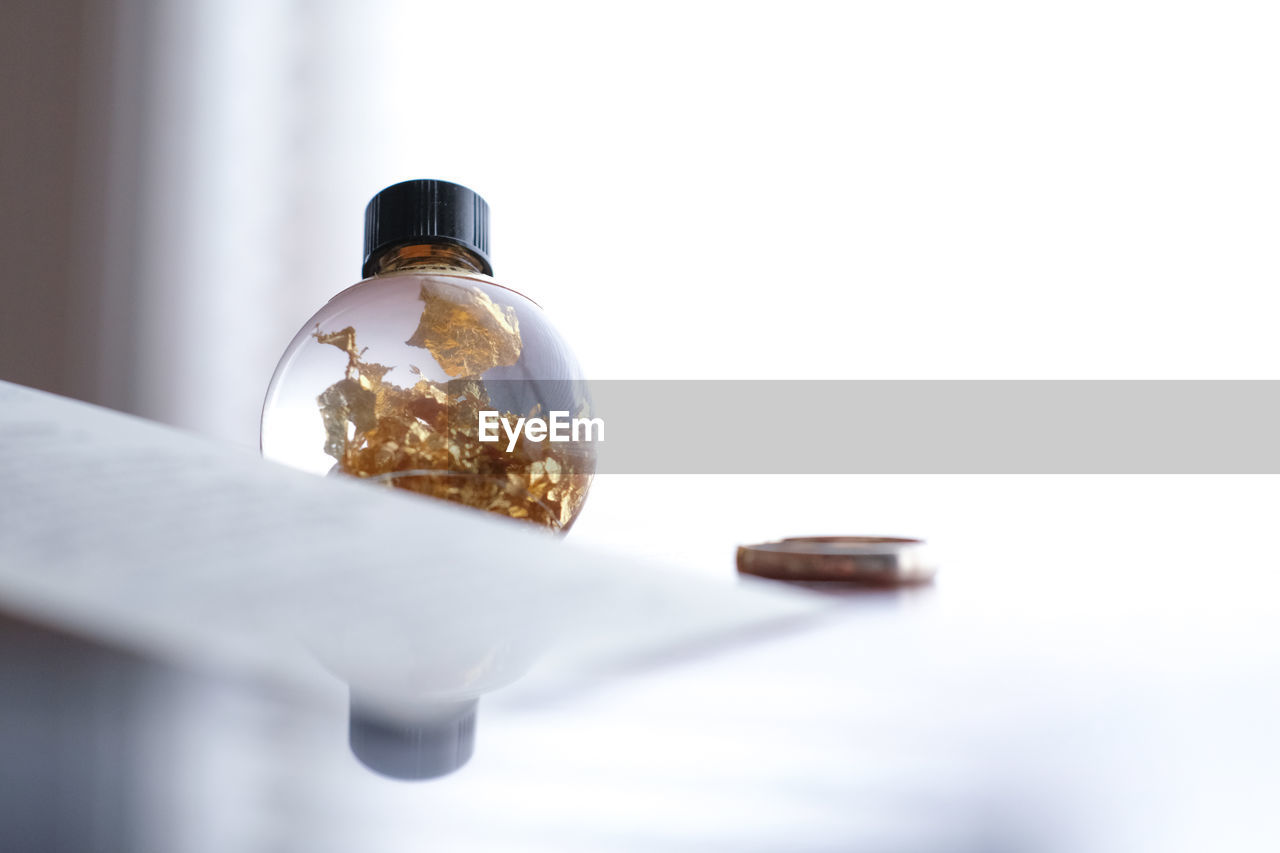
[{"x1": 5, "y1": 473, "x2": 1276, "y2": 851}]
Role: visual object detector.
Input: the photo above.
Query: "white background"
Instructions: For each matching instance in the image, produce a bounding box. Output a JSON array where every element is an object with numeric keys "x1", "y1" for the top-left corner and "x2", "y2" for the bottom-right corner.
[
  {"x1": 104, "y1": 0, "x2": 1279, "y2": 567},
  {"x1": 3, "y1": 4, "x2": 1280, "y2": 845},
  {"x1": 122, "y1": 0, "x2": 1280, "y2": 450}
]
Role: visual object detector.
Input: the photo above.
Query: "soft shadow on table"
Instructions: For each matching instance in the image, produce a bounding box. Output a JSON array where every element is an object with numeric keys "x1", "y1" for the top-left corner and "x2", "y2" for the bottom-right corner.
[{"x1": 498, "y1": 578, "x2": 937, "y2": 710}]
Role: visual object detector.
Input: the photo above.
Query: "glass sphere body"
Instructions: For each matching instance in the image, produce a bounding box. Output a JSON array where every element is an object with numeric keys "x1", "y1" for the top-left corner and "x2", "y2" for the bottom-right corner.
[{"x1": 261, "y1": 268, "x2": 593, "y2": 532}]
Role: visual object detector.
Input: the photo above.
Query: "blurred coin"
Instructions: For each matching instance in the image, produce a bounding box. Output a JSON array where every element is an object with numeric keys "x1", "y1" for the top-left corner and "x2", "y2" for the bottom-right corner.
[{"x1": 736, "y1": 536, "x2": 936, "y2": 586}]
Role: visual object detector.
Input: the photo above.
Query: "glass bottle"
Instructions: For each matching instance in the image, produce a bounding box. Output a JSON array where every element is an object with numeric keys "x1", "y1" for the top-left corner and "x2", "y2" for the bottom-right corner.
[{"x1": 261, "y1": 180, "x2": 594, "y2": 532}]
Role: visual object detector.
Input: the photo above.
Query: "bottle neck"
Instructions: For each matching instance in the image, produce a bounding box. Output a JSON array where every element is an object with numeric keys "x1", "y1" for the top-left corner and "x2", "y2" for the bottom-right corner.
[{"x1": 373, "y1": 242, "x2": 490, "y2": 276}]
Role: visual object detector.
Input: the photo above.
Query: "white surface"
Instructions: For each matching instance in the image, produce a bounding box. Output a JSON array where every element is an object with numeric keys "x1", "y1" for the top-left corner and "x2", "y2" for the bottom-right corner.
[
  {"x1": 2, "y1": 382, "x2": 1278, "y2": 849},
  {"x1": 154, "y1": 474, "x2": 1280, "y2": 852},
  {"x1": 0, "y1": 379, "x2": 824, "y2": 715}
]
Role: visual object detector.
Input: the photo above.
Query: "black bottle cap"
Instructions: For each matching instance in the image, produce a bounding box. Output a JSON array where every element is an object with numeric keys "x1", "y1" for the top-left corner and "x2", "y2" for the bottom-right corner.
[{"x1": 363, "y1": 179, "x2": 492, "y2": 278}]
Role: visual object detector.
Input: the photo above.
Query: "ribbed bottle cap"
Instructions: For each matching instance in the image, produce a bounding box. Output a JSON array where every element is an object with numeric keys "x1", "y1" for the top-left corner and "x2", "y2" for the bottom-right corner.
[{"x1": 362, "y1": 179, "x2": 492, "y2": 277}]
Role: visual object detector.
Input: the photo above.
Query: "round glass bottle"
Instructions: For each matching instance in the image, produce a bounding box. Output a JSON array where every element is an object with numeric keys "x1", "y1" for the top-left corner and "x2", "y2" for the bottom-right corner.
[{"x1": 261, "y1": 180, "x2": 593, "y2": 532}]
